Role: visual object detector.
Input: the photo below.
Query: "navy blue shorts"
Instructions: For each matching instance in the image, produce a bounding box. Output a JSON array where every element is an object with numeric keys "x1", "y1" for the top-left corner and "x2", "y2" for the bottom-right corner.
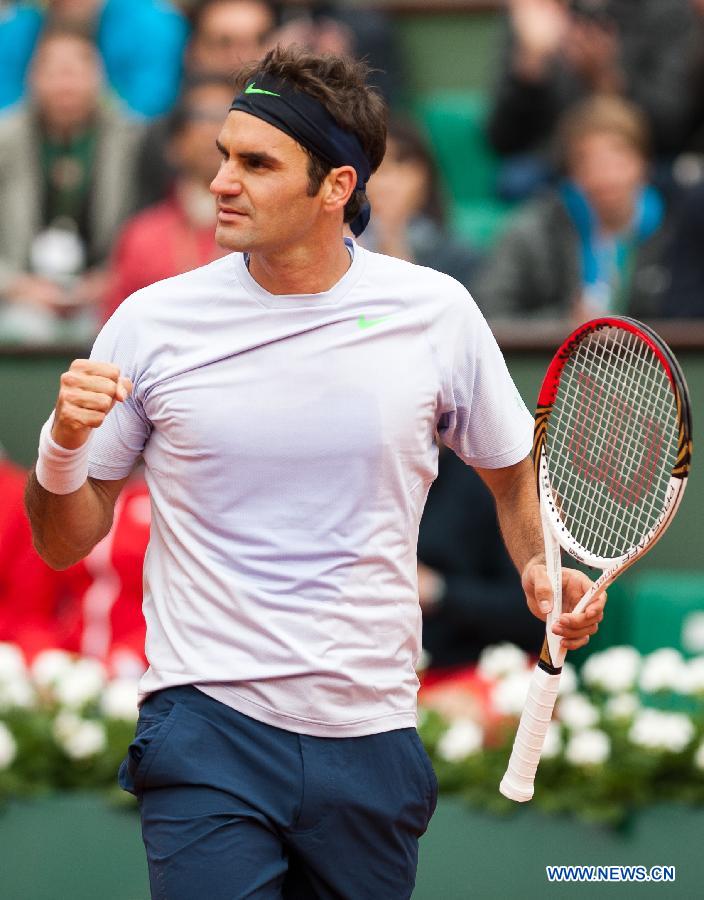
[{"x1": 119, "y1": 685, "x2": 438, "y2": 899}]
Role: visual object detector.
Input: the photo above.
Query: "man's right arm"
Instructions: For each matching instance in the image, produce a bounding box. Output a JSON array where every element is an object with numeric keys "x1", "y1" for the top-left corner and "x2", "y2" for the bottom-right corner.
[
  {"x1": 24, "y1": 359, "x2": 133, "y2": 570},
  {"x1": 25, "y1": 473, "x2": 129, "y2": 570}
]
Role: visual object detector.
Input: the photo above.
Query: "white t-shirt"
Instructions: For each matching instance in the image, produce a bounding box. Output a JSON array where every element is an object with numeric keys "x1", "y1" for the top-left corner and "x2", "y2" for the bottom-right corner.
[{"x1": 86, "y1": 240, "x2": 533, "y2": 736}]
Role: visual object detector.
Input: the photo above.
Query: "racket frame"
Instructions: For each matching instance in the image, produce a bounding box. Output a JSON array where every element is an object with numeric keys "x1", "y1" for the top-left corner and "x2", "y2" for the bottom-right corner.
[{"x1": 499, "y1": 316, "x2": 692, "y2": 802}]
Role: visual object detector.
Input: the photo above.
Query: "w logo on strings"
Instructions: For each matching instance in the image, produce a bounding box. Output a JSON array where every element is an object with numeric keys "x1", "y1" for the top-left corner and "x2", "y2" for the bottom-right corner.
[{"x1": 567, "y1": 372, "x2": 664, "y2": 507}]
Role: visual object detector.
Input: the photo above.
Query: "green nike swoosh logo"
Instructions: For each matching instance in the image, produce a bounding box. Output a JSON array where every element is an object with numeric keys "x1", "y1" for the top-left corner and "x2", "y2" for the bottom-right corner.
[
  {"x1": 245, "y1": 82, "x2": 280, "y2": 97},
  {"x1": 357, "y1": 314, "x2": 391, "y2": 330}
]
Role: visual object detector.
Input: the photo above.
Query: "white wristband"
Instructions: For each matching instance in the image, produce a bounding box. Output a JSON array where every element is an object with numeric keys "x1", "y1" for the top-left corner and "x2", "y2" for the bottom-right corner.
[{"x1": 35, "y1": 413, "x2": 92, "y2": 495}]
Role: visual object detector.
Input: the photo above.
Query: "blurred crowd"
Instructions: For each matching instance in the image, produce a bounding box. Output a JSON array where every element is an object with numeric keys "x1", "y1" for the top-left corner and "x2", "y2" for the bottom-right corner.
[
  {"x1": 2, "y1": 0, "x2": 704, "y2": 685},
  {"x1": 2, "y1": 0, "x2": 704, "y2": 346}
]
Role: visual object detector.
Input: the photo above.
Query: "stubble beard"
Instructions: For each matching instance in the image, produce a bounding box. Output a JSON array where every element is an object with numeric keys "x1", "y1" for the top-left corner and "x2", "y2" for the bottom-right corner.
[{"x1": 214, "y1": 221, "x2": 253, "y2": 253}]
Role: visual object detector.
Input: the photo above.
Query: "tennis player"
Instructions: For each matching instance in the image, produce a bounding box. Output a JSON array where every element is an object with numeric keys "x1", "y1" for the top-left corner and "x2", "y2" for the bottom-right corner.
[{"x1": 25, "y1": 46, "x2": 605, "y2": 900}]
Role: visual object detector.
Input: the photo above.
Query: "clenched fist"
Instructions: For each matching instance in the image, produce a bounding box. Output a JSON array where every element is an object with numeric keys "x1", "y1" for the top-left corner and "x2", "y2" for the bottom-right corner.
[{"x1": 52, "y1": 359, "x2": 133, "y2": 450}]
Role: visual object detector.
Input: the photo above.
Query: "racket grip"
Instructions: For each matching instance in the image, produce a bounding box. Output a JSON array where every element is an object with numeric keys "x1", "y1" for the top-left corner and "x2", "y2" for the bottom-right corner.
[{"x1": 499, "y1": 665, "x2": 562, "y2": 802}]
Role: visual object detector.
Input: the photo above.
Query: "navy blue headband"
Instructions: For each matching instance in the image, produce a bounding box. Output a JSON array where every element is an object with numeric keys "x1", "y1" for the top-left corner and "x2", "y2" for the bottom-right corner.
[{"x1": 229, "y1": 74, "x2": 371, "y2": 236}]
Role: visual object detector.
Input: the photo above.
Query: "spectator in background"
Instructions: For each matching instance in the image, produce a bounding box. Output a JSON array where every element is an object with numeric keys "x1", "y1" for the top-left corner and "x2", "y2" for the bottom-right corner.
[
  {"x1": 487, "y1": 0, "x2": 696, "y2": 200},
  {"x1": 186, "y1": 0, "x2": 274, "y2": 77},
  {"x1": 272, "y1": 1, "x2": 402, "y2": 106},
  {"x1": 0, "y1": 26, "x2": 142, "y2": 344},
  {"x1": 0, "y1": 444, "x2": 63, "y2": 661},
  {"x1": 478, "y1": 95, "x2": 704, "y2": 322},
  {"x1": 0, "y1": 440, "x2": 149, "y2": 674},
  {"x1": 418, "y1": 447, "x2": 542, "y2": 671},
  {"x1": 0, "y1": 0, "x2": 188, "y2": 119},
  {"x1": 104, "y1": 76, "x2": 232, "y2": 321},
  {"x1": 362, "y1": 119, "x2": 479, "y2": 291},
  {"x1": 136, "y1": 0, "x2": 276, "y2": 208}
]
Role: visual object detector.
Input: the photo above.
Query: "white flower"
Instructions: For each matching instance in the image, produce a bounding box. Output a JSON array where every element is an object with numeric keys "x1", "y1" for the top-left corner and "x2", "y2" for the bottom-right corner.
[
  {"x1": 53, "y1": 712, "x2": 107, "y2": 759},
  {"x1": 0, "y1": 643, "x2": 26, "y2": 681},
  {"x1": 53, "y1": 658, "x2": 107, "y2": 709},
  {"x1": 0, "y1": 675, "x2": 35, "y2": 711},
  {"x1": 629, "y1": 709, "x2": 695, "y2": 753},
  {"x1": 558, "y1": 663, "x2": 578, "y2": 696},
  {"x1": 682, "y1": 612, "x2": 704, "y2": 655},
  {"x1": 604, "y1": 693, "x2": 640, "y2": 722},
  {"x1": 477, "y1": 643, "x2": 528, "y2": 681},
  {"x1": 694, "y1": 741, "x2": 704, "y2": 772},
  {"x1": 0, "y1": 721, "x2": 17, "y2": 769},
  {"x1": 639, "y1": 649, "x2": 685, "y2": 693},
  {"x1": 31, "y1": 649, "x2": 75, "y2": 688},
  {"x1": 581, "y1": 646, "x2": 640, "y2": 693},
  {"x1": 682, "y1": 657, "x2": 704, "y2": 695},
  {"x1": 565, "y1": 729, "x2": 610, "y2": 766},
  {"x1": 436, "y1": 719, "x2": 483, "y2": 761},
  {"x1": 541, "y1": 721, "x2": 563, "y2": 760},
  {"x1": 491, "y1": 670, "x2": 533, "y2": 716},
  {"x1": 100, "y1": 679, "x2": 139, "y2": 721},
  {"x1": 558, "y1": 693, "x2": 600, "y2": 730},
  {"x1": 53, "y1": 710, "x2": 82, "y2": 741}
]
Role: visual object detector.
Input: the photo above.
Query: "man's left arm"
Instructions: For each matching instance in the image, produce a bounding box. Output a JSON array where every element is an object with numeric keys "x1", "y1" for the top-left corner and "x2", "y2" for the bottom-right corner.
[{"x1": 475, "y1": 455, "x2": 605, "y2": 652}]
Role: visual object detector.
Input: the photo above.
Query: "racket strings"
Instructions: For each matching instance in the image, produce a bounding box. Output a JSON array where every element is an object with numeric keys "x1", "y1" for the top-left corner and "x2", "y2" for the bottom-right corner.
[
  {"x1": 553, "y1": 332, "x2": 675, "y2": 555},
  {"x1": 557, "y1": 334, "x2": 673, "y2": 556},
  {"x1": 546, "y1": 326, "x2": 678, "y2": 559},
  {"x1": 566, "y1": 332, "x2": 670, "y2": 549}
]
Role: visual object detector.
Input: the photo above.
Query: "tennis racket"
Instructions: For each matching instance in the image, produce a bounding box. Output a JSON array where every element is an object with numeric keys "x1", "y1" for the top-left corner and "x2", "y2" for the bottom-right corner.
[{"x1": 499, "y1": 316, "x2": 692, "y2": 802}]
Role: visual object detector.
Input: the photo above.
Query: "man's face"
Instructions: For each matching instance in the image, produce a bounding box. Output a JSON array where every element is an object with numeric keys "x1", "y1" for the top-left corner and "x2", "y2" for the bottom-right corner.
[
  {"x1": 31, "y1": 36, "x2": 102, "y2": 131},
  {"x1": 568, "y1": 131, "x2": 646, "y2": 223},
  {"x1": 210, "y1": 111, "x2": 324, "y2": 253},
  {"x1": 189, "y1": 0, "x2": 273, "y2": 75}
]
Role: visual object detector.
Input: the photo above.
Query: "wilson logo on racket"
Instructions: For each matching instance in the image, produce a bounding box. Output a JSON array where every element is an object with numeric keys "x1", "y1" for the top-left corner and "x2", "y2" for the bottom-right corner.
[{"x1": 567, "y1": 372, "x2": 665, "y2": 507}]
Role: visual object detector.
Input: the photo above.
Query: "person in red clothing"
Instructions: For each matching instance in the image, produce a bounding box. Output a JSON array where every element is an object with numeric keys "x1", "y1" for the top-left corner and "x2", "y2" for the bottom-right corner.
[
  {"x1": 102, "y1": 75, "x2": 233, "y2": 321},
  {"x1": 0, "y1": 445, "x2": 150, "y2": 672},
  {"x1": 0, "y1": 447, "x2": 63, "y2": 660}
]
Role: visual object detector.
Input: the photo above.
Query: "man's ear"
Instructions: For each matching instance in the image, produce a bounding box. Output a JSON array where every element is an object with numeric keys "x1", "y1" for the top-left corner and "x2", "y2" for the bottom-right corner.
[{"x1": 322, "y1": 165, "x2": 357, "y2": 214}]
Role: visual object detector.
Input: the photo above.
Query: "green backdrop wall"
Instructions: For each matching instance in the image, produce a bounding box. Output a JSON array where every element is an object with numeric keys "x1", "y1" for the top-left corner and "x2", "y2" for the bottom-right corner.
[{"x1": 1, "y1": 794, "x2": 702, "y2": 900}]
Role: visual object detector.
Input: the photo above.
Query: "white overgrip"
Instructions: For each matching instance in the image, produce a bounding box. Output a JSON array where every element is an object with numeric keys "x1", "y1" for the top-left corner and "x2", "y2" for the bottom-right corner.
[{"x1": 499, "y1": 665, "x2": 562, "y2": 801}]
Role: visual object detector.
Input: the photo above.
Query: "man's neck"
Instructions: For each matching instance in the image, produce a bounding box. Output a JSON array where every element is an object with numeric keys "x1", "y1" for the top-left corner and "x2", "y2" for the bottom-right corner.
[{"x1": 247, "y1": 238, "x2": 352, "y2": 296}]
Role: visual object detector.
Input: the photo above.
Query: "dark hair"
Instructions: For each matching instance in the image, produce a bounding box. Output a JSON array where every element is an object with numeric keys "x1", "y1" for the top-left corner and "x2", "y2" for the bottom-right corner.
[
  {"x1": 386, "y1": 118, "x2": 446, "y2": 226},
  {"x1": 234, "y1": 44, "x2": 388, "y2": 225},
  {"x1": 166, "y1": 73, "x2": 235, "y2": 138}
]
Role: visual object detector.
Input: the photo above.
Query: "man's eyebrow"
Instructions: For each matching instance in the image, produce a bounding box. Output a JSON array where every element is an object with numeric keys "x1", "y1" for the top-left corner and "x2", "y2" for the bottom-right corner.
[
  {"x1": 238, "y1": 150, "x2": 282, "y2": 167},
  {"x1": 215, "y1": 140, "x2": 282, "y2": 167}
]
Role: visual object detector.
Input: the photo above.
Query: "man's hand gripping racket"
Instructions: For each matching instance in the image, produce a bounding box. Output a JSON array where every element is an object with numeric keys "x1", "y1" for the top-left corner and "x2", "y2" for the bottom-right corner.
[{"x1": 500, "y1": 317, "x2": 692, "y2": 802}]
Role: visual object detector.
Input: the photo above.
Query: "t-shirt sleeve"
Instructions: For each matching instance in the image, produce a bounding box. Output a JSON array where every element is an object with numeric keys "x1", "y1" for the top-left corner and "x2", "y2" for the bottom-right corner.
[
  {"x1": 86, "y1": 303, "x2": 152, "y2": 481},
  {"x1": 437, "y1": 292, "x2": 533, "y2": 468}
]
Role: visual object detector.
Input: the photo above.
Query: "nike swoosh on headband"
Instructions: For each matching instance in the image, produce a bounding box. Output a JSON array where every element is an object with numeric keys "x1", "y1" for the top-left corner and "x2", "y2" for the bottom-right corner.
[{"x1": 245, "y1": 82, "x2": 281, "y2": 97}]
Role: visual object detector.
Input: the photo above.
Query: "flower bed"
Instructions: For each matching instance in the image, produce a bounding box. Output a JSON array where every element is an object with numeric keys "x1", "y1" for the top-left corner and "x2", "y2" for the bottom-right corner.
[
  {"x1": 0, "y1": 644, "x2": 137, "y2": 805},
  {"x1": 2, "y1": 641, "x2": 704, "y2": 825},
  {"x1": 418, "y1": 643, "x2": 704, "y2": 826}
]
